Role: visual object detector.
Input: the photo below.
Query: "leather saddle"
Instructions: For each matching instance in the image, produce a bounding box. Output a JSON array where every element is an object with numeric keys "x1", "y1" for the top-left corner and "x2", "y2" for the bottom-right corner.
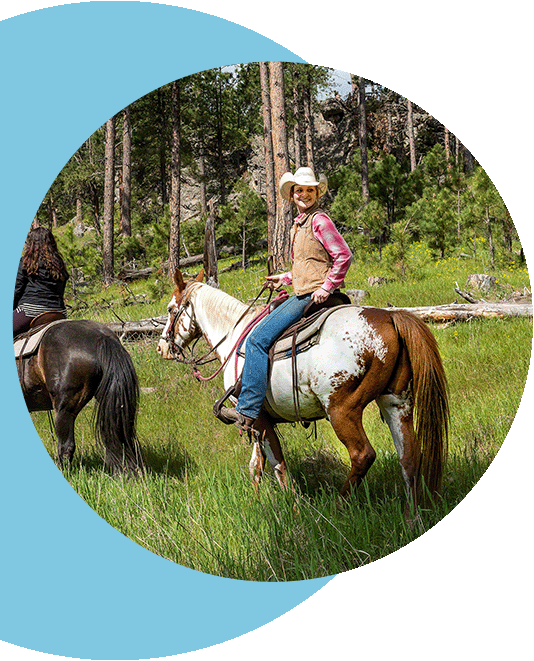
[
  {"x1": 213, "y1": 293, "x2": 353, "y2": 425},
  {"x1": 30, "y1": 310, "x2": 66, "y2": 330},
  {"x1": 14, "y1": 312, "x2": 67, "y2": 359},
  {"x1": 269, "y1": 291, "x2": 351, "y2": 363}
]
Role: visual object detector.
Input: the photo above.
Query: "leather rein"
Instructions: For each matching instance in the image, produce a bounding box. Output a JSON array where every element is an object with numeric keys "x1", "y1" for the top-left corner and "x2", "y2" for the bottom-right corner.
[{"x1": 166, "y1": 282, "x2": 287, "y2": 383}]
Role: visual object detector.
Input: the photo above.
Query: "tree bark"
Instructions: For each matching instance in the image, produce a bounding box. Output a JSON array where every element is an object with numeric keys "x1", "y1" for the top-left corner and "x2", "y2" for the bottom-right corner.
[
  {"x1": 358, "y1": 76, "x2": 370, "y2": 204},
  {"x1": 268, "y1": 61, "x2": 292, "y2": 270},
  {"x1": 485, "y1": 207, "x2": 495, "y2": 269},
  {"x1": 169, "y1": 80, "x2": 181, "y2": 277},
  {"x1": 292, "y1": 68, "x2": 304, "y2": 169},
  {"x1": 215, "y1": 69, "x2": 226, "y2": 205},
  {"x1": 121, "y1": 105, "x2": 132, "y2": 238},
  {"x1": 203, "y1": 204, "x2": 219, "y2": 286},
  {"x1": 407, "y1": 99, "x2": 417, "y2": 171},
  {"x1": 102, "y1": 115, "x2": 115, "y2": 286},
  {"x1": 302, "y1": 75, "x2": 315, "y2": 171},
  {"x1": 444, "y1": 125, "x2": 451, "y2": 171},
  {"x1": 198, "y1": 133, "x2": 208, "y2": 218},
  {"x1": 76, "y1": 196, "x2": 82, "y2": 226},
  {"x1": 259, "y1": 62, "x2": 277, "y2": 251}
]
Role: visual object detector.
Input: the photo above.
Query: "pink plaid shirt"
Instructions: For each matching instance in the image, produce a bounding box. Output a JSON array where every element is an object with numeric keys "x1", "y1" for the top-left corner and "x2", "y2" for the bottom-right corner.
[{"x1": 280, "y1": 212, "x2": 352, "y2": 292}]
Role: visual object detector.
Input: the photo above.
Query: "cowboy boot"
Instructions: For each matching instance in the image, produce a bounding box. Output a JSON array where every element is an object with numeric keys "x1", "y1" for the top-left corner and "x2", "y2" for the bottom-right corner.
[{"x1": 217, "y1": 406, "x2": 255, "y2": 432}]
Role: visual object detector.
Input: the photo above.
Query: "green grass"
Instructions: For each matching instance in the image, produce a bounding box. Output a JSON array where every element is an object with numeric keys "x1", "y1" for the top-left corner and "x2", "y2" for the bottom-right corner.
[{"x1": 29, "y1": 247, "x2": 532, "y2": 581}]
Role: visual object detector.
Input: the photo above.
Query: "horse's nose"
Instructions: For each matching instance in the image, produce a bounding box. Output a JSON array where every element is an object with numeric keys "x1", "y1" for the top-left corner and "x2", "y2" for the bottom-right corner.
[{"x1": 157, "y1": 338, "x2": 169, "y2": 358}]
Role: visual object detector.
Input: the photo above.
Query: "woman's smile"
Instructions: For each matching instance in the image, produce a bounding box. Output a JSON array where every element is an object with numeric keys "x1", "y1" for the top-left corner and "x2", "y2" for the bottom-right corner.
[{"x1": 293, "y1": 185, "x2": 318, "y2": 211}]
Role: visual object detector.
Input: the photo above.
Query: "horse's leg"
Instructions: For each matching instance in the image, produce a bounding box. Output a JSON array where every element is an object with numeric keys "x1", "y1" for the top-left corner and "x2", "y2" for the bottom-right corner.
[
  {"x1": 53, "y1": 407, "x2": 77, "y2": 468},
  {"x1": 248, "y1": 438, "x2": 265, "y2": 485},
  {"x1": 328, "y1": 404, "x2": 376, "y2": 499},
  {"x1": 250, "y1": 413, "x2": 287, "y2": 488},
  {"x1": 376, "y1": 343, "x2": 421, "y2": 518},
  {"x1": 376, "y1": 391, "x2": 420, "y2": 517},
  {"x1": 51, "y1": 390, "x2": 91, "y2": 469}
]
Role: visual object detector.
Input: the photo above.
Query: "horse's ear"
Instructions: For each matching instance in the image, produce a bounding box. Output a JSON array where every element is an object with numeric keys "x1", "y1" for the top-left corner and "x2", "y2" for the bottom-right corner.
[
  {"x1": 196, "y1": 269, "x2": 205, "y2": 283},
  {"x1": 174, "y1": 268, "x2": 185, "y2": 291}
]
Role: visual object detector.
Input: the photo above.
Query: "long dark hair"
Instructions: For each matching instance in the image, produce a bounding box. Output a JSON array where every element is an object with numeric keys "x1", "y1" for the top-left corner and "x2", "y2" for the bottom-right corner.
[{"x1": 22, "y1": 227, "x2": 69, "y2": 281}]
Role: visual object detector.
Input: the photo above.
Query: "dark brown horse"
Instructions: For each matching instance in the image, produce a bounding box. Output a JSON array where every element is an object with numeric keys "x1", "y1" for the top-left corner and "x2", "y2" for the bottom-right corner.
[
  {"x1": 158, "y1": 270, "x2": 449, "y2": 515},
  {"x1": 16, "y1": 319, "x2": 143, "y2": 474}
]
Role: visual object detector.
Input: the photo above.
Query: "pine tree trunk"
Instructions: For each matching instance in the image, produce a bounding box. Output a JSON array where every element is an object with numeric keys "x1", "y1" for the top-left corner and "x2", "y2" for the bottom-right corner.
[
  {"x1": 102, "y1": 116, "x2": 115, "y2": 286},
  {"x1": 203, "y1": 204, "x2": 218, "y2": 286},
  {"x1": 303, "y1": 78, "x2": 314, "y2": 171},
  {"x1": 407, "y1": 99, "x2": 417, "y2": 171},
  {"x1": 216, "y1": 70, "x2": 226, "y2": 205},
  {"x1": 358, "y1": 76, "x2": 370, "y2": 204},
  {"x1": 292, "y1": 69, "x2": 304, "y2": 169},
  {"x1": 121, "y1": 105, "x2": 132, "y2": 238},
  {"x1": 157, "y1": 89, "x2": 167, "y2": 209},
  {"x1": 198, "y1": 134, "x2": 208, "y2": 217},
  {"x1": 485, "y1": 207, "x2": 495, "y2": 268},
  {"x1": 76, "y1": 197, "x2": 82, "y2": 226},
  {"x1": 47, "y1": 194, "x2": 55, "y2": 228},
  {"x1": 386, "y1": 102, "x2": 393, "y2": 154},
  {"x1": 444, "y1": 126, "x2": 451, "y2": 171},
  {"x1": 169, "y1": 80, "x2": 181, "y2": 277},
  {"x1": 269, "y1": 61, "x2": 292, "y2": 270},
  {"x1": 259, "y1": 62, "x2": 276, "y2": 250}
]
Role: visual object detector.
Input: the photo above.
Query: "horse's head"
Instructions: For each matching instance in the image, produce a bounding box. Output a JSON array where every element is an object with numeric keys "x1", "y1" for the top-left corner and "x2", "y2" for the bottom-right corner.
[{"x1": 157, "y1": 269, "x2": 204, "y2": 360}]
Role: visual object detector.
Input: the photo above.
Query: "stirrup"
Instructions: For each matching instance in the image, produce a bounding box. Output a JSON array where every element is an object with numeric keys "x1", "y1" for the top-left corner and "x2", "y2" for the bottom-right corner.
[
  {"x1": 216, "y1": 406, "x2": 255, "y2": 433},
  {"x1": 213, "y1": 383, "x2": 239, "y2": 422}
]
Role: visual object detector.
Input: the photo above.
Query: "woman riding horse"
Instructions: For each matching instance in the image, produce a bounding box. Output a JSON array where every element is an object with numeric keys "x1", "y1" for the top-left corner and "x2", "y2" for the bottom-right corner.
[
  {"x1": 13, "y1": 227, "x2": 68, "y2": 337},
  {"x1": 218, "y1": 167, "x2": 352, "y2": 432}
]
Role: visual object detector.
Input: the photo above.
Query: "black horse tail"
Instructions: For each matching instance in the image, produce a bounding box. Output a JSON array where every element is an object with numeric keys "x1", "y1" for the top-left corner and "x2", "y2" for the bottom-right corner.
[{"x1": 93, "y1": 334, "x2": 144, "y2": 475}]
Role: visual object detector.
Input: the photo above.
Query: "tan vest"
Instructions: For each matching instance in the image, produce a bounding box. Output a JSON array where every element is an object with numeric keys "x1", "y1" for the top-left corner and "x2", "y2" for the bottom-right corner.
[{"x1": 290, "y1": 207, "x2": 332, "y2": 296}]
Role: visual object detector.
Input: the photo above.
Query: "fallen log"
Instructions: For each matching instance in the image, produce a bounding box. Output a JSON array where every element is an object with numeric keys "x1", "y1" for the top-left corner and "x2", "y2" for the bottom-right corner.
[
  {"x1": 102, "y1": 299, "x2": 532, "y2": 341},
  {"x1": 383, "y1": 301, "x2": 532, "y2": 323},
  {"x1": 117, "y1": 255, "x2": 204, "y2": 281},
  {"x1": 118, "y1": 248, "x2": 238, "y2": 282},
  {"x1": 104, "y1": 316, "x2": 168, "y2": 339}
]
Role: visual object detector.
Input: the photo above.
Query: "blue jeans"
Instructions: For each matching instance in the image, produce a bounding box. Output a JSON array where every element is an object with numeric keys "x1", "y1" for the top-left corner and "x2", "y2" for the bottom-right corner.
[{"x1": 236, "y1": 293, "x2": 312, "y2": 419}]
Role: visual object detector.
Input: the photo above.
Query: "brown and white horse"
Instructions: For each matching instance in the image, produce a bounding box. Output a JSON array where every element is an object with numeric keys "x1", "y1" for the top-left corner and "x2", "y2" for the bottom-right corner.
[{"x1": 157, "y1": 270, "x2": 449, "y2": 514}]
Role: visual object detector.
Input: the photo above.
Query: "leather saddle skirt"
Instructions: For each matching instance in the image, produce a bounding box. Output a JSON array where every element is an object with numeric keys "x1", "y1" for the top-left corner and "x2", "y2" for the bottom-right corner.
[
  {"x1": 14, "y1": 317, "x2": 68, "y2": 359},
  {"x1": 270, "y1": 302, "x2": 353, "y2": 363}
]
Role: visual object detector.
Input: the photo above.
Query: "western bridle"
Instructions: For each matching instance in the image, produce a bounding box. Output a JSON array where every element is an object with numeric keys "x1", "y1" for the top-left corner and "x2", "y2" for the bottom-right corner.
[{"x1": 165, "y1": 282, "x2": 288, "y2": 383}]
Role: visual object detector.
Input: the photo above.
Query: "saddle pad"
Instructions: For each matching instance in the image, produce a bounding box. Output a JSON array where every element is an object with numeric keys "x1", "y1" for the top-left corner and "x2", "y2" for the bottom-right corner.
[
  {"x1": 14, "y1": 319, "x2": 68, "y2": 359},
  {"x1": 271, "y1": 304, "x2": 354, "y2": 361}
]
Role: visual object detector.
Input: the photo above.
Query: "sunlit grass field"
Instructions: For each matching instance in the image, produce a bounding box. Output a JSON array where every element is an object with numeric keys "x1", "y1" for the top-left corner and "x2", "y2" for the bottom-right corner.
[{"x1": 30, "y1": 246, "x2": 532, "y2": 580}]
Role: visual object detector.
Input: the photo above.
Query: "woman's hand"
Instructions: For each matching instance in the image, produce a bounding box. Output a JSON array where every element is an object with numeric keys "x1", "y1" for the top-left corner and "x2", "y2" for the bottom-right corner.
[
  {"x1": 264, "y1": 274, "x2": 284, "y2": 291},
  {"x1": 311, "y1": 287, "x2": 330, "y2": 304}
]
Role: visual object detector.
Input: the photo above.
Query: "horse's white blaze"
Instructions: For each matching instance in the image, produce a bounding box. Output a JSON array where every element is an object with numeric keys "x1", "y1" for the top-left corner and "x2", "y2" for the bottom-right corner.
[
  {"x1": 157, "y1": 293, "x2": 178, "y2": 359},
  {"x1": 157, "y1": 337, "x2": 171, "y2": 358}
]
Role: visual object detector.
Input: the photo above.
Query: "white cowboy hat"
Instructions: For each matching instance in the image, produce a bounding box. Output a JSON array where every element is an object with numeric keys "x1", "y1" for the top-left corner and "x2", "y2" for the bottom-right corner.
[{"x1": 279, "y1": 166, "x2": 328, "y2": 201}]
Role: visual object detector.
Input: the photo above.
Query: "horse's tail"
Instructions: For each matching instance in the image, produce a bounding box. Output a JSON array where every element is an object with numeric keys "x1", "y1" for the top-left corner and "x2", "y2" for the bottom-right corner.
[
  {"x1": 93, "y1": 334, "x2": 144, "y2": 475},
  {"x1": 390, "y1": 310, "x2": 449, "y2": 496}
]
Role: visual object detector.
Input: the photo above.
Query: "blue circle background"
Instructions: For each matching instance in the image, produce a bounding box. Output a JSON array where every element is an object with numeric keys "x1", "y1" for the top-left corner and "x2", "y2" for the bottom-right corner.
[{"x1": 0, "y1": 3, "x2": 332, "y2": 659}]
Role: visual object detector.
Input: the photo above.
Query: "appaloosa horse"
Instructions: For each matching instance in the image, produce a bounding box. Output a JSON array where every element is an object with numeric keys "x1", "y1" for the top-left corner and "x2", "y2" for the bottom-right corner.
[
  {"x1": 16, "y1": 319, "x2": 143, "y2": 474},
  {"x1": 158, "y1": 270, "x2": 449, "y2": 512}
]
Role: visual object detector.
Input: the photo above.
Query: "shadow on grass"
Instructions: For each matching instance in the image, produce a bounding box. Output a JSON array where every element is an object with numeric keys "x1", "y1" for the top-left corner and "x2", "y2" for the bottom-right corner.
[
  {"x1": 40, "y1": 435, "x2": 198, "y2": 483},
  {"x1": 141, "y1": 440, "x2": 198, "y2": 479}
]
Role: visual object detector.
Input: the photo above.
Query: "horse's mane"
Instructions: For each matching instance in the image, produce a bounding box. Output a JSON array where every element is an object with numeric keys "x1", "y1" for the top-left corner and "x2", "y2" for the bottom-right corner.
[{"x1": 188, "y1": 282, "x2": 259, "y2": 335}]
